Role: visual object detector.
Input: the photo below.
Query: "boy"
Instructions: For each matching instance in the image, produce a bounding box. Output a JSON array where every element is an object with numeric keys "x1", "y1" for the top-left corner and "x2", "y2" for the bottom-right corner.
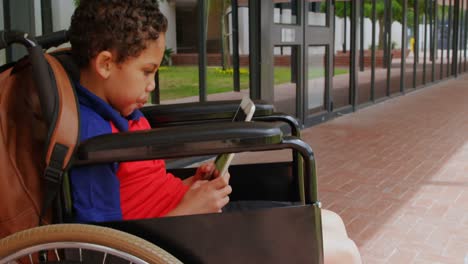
[
  {"x1": 69, "y1": 1, "x2": 361, "y2": 263},
  {"x1": 69, "y1": 0, "x2": 231, "y2": 223}
]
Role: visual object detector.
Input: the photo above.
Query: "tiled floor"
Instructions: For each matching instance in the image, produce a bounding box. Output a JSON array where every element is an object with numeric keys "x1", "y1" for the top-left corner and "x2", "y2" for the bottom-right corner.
[{"x1": 234, "y1": 75, "x2": 468, "y2": 263}]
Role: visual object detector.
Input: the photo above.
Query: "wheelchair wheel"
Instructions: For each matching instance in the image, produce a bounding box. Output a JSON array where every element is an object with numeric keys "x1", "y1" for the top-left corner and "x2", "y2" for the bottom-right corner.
[{"x1": 0, "y1": 224, "x2": 182, "y2": 264}]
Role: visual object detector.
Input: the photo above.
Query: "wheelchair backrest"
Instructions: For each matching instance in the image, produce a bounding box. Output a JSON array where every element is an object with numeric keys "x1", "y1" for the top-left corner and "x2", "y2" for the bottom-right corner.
[{"x1": 0, "y1": 43, "x2": 79, "y2": 239}]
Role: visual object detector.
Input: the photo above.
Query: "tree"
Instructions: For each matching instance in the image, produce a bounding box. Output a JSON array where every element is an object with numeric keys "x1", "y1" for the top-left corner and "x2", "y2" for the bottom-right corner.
[
  {"x1": 207, "y1": 0, "x2": 232, "y2": 70},
  {"x1": 333, "y1": 1, "x2": 428, "y2": 49}
]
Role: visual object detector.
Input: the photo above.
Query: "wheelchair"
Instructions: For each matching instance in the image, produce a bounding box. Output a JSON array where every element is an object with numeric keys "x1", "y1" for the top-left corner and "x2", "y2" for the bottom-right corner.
[{"x1": 0, "y1": 30, "x2": 324, "y2": 264}]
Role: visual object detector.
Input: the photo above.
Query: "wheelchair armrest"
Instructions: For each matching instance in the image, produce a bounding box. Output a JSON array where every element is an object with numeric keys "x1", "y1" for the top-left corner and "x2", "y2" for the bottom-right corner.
[
  {"x1": 75, "y1": 122, "x2": 318, "y2": 204},
  {"x1": 140, "y1": 100, "x2": 274, "y2": 127},
  {"x1": 74, "y1": 122, "x2": 283, "y2": 165}
]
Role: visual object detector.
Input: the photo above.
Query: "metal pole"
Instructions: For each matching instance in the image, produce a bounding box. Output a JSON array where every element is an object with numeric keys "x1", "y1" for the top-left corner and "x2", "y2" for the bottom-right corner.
[
  {"x1": 432, "y1": 0, "x2": 438, "y2": 82},
  {"x1": 248, "y1": 0, "x2": 261, "y2": 99},
  {"x1": 152, "y1": 71, "x2": 160, "y2": 104},
  {"x1": 429, "y1": 0, "x2": 434, "y2": 66},
  {"x1": 414, "y1": 0, "x2": 419, "y2": 88},
  {"x1": 231, "y1": 0, "x2": 241, "y2": 92},
  {"x1": 198, "y1": 0, "x2": 208, "y2": 102},
  {"x1": 459, "y1": 0, "x2": 464, "y2": 73},
  {"x1": 360, "y1": 0, "x2": 364, "y2": 71},
  {"x1": 464, "y1": 1, "x2": 468, "y2": 71},
  {"x1": 400, "y1": 0, "x2": 407, "y2": 92},
  {"x1": 441, "y1": 0, "x2": 446, "y2": 78},
  {"x1": 351, "y1": 0, "x2": 360, "y2": 108},
  {"x1": 343, "y1": 2, "x2": 347, "y2": 52},
  {"x1": 386, "y1": 0, "x2": 392, "y2": 96},
  {"x1": 448, "y1": 0, "x2": 453, "y2": 76},
  {"x1": 453, "y1": 0, "x2": 460, "y2": 76},
  {"x1": 371, "y1": 0, "x2": 376, "y2": 100},
  {"x1": 41, "y1": 0, "x2": 53, "y2": 35},
  {"x1": 423, "y1": 0, "x2": 428, "y2": 84},
  {"x1": 4, "y1": 0, "x2": 12, "y2": 63}
]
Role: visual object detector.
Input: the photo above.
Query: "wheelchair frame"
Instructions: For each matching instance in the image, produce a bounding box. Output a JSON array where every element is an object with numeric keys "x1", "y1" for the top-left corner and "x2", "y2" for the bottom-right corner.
[{"x1": 0, "y1": 30, "x2": 324, "y2": 264}]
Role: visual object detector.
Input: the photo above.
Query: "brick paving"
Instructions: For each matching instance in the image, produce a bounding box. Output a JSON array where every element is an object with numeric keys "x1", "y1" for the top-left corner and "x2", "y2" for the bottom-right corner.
[{"x1": 233, "y1": 75, "x2": 468, "y2": 263}]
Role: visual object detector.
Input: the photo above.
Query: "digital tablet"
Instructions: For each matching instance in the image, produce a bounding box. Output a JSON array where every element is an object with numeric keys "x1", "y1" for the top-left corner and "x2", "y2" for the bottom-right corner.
[{"x1": 213, "y1": 97, "x2": 255, "y2": 177}]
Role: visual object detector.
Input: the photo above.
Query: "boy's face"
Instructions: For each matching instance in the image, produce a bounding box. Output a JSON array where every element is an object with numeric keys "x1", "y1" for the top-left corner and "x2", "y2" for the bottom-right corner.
[{"x1": 105, "y1": 34, "x2": 166, "y2": 117}]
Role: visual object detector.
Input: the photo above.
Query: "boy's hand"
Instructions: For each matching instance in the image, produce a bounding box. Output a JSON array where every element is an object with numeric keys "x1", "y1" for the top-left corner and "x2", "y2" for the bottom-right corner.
[
  {"x1": 194, "y1": 162, "x2": 217, "y2": 181},
  {"x1": 167, "y1": 172, "x2": 232, "y2": 216}
]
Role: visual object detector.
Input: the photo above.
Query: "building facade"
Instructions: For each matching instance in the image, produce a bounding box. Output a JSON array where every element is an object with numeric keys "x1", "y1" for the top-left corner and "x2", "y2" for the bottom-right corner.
[{"x1": 1, "y1": 0, "x2": 467, "y2": 127}]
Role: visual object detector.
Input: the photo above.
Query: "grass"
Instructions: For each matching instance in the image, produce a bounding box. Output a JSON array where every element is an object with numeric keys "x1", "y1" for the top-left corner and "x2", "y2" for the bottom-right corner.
[{"x1": 158, "y1": 66, "x2": 349, "y2": 101}]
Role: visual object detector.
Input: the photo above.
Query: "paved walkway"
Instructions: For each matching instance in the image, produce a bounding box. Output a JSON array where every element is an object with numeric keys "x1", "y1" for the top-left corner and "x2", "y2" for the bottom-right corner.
[{"x1": 233, "y1": 74, "x2": 468, "y2": 263}]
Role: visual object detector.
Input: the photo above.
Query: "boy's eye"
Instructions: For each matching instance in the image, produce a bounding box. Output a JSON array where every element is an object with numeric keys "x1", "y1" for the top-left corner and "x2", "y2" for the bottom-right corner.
[{"x1": 144, "y1": 70, "x2": 153, "y2": 76}]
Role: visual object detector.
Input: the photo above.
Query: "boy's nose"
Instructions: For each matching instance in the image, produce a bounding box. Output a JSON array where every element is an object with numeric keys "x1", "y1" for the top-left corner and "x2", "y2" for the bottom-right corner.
[{"x1": 147, "y1": 80, "x2": 156, "y2": 92}]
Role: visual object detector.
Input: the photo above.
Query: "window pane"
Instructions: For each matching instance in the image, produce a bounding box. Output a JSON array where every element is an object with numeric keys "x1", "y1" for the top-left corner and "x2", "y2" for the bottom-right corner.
[
  {"x1": 307, "y1": 46, "x2": 327, "y2": 114},
  {"x1": 273, "y1": 45, "x2": 297, "y2": 117},
  {"x1": 333, "y1": 1, "x2": 352, "y2": 106},
  {"x1": 274, "y1": 0, "x2": 299, "y2": 25},
  {"x1": 307, "y1": 0, "x2": 327, "y2": 26}
]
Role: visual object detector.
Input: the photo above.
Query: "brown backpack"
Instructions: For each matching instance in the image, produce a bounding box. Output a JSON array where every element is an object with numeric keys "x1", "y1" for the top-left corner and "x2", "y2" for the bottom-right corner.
[{"x1": 0, "y1": 52, "x2": 79, "y2": 239}]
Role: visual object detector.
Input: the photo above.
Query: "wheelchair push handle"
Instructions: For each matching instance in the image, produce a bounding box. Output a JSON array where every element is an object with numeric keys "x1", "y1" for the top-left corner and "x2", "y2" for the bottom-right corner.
[
  {"x1": 0, "y1": 30, "x2": 56, "y2": 125},
  {"x1": 0, "y1": 30, "x2": 38, "y2": 50},
  {"x1": 35, "y1": 30, "x2": 69, "y2": 49}
]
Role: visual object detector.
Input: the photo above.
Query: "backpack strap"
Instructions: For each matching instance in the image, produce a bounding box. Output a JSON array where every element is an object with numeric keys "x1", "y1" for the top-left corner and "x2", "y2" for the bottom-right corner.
[{"x1": 39, "y1": 54, "x2": 79, "y2": 224}]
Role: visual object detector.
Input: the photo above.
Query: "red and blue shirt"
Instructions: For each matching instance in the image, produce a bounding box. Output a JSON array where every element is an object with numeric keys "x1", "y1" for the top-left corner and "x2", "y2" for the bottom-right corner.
[{"x1": 70, "y1": 84, "x2": 188, "y2": 223}]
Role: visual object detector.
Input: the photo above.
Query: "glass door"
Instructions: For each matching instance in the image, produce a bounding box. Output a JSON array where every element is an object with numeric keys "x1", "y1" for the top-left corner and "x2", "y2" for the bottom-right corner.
[
  {"x1": 304, "y1": 0, "x2": 335, "y2": 125},
  {"x1": 267, "y1": 0, "x2": 335, "y2": 126}
]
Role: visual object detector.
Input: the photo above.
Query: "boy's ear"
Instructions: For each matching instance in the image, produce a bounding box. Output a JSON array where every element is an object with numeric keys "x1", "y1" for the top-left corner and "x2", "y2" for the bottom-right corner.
[{"x1": 94, "y1": 51, "x2": 114, "y2": 79}]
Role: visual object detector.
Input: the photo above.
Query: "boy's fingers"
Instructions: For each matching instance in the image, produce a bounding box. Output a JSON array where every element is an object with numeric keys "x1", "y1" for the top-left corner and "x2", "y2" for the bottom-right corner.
[
  {"x1": 203, "y1": 162, "x2": 215, "y2": 172},
  {"x1": 221, "y1": 172, "x2": 230, "y2": 182},
  {"x1": 219, "y1": 196, "x2": 230, "y2": 208},
  {"x1": 219, "y1": 185, "x2": 232, "y2": 196},
  {"x1": 211, "y1": 175, "x2": 229, "y2": 189},
  {"x1": 212, "y1": 170, "x2": 220, "y2": 179},
  {"x1": 191, "y1": 180, "x2": 209, "y2": 189}
]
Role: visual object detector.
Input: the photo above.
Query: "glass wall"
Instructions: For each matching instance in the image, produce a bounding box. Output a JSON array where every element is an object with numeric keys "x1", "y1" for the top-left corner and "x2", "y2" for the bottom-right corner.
[
  {"x1": 274, "y1": 0, "x2": 299, "y2": 25},
  {"x1": 334, "y1": 1, "x2": 352, "y2": 107},
  {"x1": 307, "y1": 46, "x2": 327, "y2": 114},
  {"x1": 273, "y1": 45, "x2": 297, "y2": 117},
  {"x1": 158, "y1": 3, "x2": 199, "y2": 104},
  {"x1": 438, "y1": 0, "x2": 446, "y2": 80},
  {"x1": 405, "y1": 0, "x2": 416, "y2": 91},
  {"x1": 457, "y1": 0, "x2": 466, "y2": 73},
  {"x1": 461, "y1": 0, "x2": 468, "y2": 72},
  {"x1": 205, "y1": 0, "x2": 249, "y2": 102},
  {"x1": 357, "y1": 0, "x2": 374, "y2": 104},
  {"x1": 3, "y1": 0, "x2": 468, "y2": 126},
  {"x1": 272, "y1": 1, "x2": 300, "y2": 118},
  {"x1": 373, "y1": 0, "x2": 389, "y2": 99},
  {"x1": 389, "y1": 0, "x2": 403, "y2": 95},
  {"x1": 307, "y1": 0, "x2": 327, "y2": 26},
  {"x1": 158, "y1": 1, "x2": 250, "y2": 104},
  {"x1": 447, "y1": 0, "x2": 453, "y2": 77}
]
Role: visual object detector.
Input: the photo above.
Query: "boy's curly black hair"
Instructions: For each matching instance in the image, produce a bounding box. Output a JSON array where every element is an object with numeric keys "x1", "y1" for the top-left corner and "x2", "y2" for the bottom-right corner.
[{"x1": 69, "y1": 0, "x2": 167, "y2": 68}]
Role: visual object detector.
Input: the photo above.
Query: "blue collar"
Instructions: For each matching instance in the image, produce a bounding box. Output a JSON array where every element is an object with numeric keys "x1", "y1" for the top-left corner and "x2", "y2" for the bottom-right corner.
[{"x1": 75, "y1": 83, "x2": 143, "y2": 132}]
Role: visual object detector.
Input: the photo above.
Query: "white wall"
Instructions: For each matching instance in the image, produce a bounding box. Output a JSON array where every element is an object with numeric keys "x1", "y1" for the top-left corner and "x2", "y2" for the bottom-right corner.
[
  {"x1": 419, "y1": 24, "x2": 435, "y2": 51},
  {"x1": 335, "y1": 16, "x2": 352, "y2": 52},
  {"x1": 228, "y1": 7, "x2": 250, "y2": 55},
  {"x1": 391, "y1": 22, "x2": 403, "y2": 49},
  {"x1": 308, "y1": 12, "x2": 326, "y2": 26},
  {"x1": 238, "y1": 7, "x2": 250, "y2": 55},
  {"x1": 34, "y1": 0, "x2": 42, "y2": 35},
  {"x1": 51, "y1": 0, "x2": 75, "y2": 31},
  {"x1": 159, "y1": 1, "x2": 177, "y2": 52}
]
